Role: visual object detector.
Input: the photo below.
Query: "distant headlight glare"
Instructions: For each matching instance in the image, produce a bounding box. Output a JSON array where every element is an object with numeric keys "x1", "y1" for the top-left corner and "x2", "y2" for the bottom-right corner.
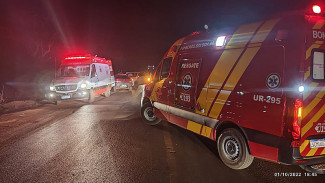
[{"x1": 81, "y1": 83, "x2": 87, "y2": 88}]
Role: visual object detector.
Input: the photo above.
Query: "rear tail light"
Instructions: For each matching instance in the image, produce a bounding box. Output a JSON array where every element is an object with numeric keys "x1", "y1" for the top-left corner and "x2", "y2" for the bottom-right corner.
[{"x1": 292, "y1": 99, "x2": 303, "y2": 140}]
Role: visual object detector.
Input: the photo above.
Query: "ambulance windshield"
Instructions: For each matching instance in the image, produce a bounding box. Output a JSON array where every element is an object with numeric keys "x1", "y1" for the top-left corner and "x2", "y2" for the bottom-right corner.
[{"x1": 58, "y1": 65, "x2": 90, "y2": 77}]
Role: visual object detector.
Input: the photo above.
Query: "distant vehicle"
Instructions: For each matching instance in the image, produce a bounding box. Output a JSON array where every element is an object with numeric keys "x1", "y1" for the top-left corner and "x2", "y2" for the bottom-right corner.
[
  {"x1": 47, "y1": 54, "x2": 115, "y2": 103},
  {"x1": 115, "y1": 74, "x2": 132, "y2": 91},
  {"x1": 133, "y1": 72, "x2": 151, "y2": 89},
  {"x1": 141, "y1": 4, "x2": 325, "y2": 174},
  {"x1": 126, "y1": 72, "x2": 140, "y2": 87}
]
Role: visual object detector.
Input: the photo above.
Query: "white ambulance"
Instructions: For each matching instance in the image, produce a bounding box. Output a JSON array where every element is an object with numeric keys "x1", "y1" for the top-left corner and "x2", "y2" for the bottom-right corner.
[{"x1": 48, "y1": 54, "x2": 115, "y2": 103}]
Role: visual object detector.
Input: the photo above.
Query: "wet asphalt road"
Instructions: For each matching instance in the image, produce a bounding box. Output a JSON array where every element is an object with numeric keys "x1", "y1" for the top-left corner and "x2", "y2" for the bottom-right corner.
[{"x1": 0, "y1": 91, "x2": 324, "y2": 183}]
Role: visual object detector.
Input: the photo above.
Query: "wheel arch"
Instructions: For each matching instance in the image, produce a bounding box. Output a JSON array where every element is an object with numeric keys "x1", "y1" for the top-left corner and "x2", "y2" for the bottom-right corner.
[
  {"x1": 215, "y1": 121, "x2": 251, "y2": 154},
  {"x1": 141, "y1": 96, "x2": 152, "y2": 107}
]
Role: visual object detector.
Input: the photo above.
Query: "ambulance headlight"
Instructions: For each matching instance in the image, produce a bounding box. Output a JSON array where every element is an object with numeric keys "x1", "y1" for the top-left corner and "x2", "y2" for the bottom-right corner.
[
  {"x1": 50, "y1": 86, "x2": 55, "y2": 91},
  {"x1": 80, "y1": 83, "x2": 87, "y2": 89},
  {"x1": 298, "y1": 85, "x2": 305, "y2": 92}
]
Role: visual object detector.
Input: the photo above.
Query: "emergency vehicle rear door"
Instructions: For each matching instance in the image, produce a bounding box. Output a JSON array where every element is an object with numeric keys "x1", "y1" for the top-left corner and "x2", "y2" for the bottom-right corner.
[{"x1": 175, "y1": 58, "x2": 201, "y2": 110}]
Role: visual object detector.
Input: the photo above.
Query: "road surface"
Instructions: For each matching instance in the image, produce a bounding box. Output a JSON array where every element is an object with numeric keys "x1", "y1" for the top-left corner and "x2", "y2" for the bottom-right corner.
[{"x1": 0, "y1": 91, "x2": 323, "y2": 183}]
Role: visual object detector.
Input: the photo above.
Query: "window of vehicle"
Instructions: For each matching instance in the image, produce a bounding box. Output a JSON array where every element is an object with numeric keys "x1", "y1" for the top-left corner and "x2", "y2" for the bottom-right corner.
[
  {"x1": 91, "y1": 64, "x2": 96, "y2": 78},
  {"x1": 153, "y1": 63, "x2": 162, "y2": 82},
  {"x1": 116, "y1": 75, "x2": 130, "y2": 79},
  {"x1": 58, "y1": 65, "x2": 90, "y2": 77},
  {"x1": 312, "y1": 50, "x2": 325, "y2": 80},
  {"x1": 160, "y1": 57, "x2": 173, "y2": 79}
]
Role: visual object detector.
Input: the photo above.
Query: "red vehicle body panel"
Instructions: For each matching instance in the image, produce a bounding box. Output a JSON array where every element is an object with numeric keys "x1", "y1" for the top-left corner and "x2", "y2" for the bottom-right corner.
[{"x1": 143, "y1": 10, "x2": 325, "y2": 167}]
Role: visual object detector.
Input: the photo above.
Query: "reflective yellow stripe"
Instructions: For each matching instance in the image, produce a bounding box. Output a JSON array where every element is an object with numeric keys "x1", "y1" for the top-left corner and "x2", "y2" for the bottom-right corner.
[
  {"x1": 303, "y1": 89, "x2": 325, "y2": 118},
  {"x1": 301, "y1": 104, "x2": 325, "y2": 137},
  {"x1": 304, "y1": 67, "x2": 310, "y2": 81},
  {"x1": 300, "y1": 140, "x2": 310, "y2": 153},
  {"x1": 223, "y1": 47, "x2": 260, "y2": 90},
  {"x1": 209, "y1": 19, "x2": 280, "y2": 118},
  {"x1": 209, "y1": 90, "x2": 231, "y2": 118},
  {"x1": 250, "y1": 19, "x2": 280, "y2": 43},
  {"x1": 196, "y1": 88, "x2": 208, "y2": 114},
  {"x1": 196, "y1": 22, "x2": 263, "y2": 114},
  {"x1": 204, "y1": 88, "x2": 219, "y2": 115},
  {"x1": 303, "y1": 82, "x2": 319, "y2": 100},
  {"x1": 196, "y1": 49, "x2": 244, "y2": 114},
  {"x1": 226, "y1": 22, "x2": 263, "y2": 49},
  {"x1": 207, "y1": 49, "x2": 245, "y2": 89},
  {"x1": 201, "y1": 126, "x2": 212, "y2": 138},
  {"x1": 306, "y1": 148, "x2": 318, "y2": 157},
  {"x1": 313, "y1": 19, "x2": 325, "y2": 29},
  {"x1": 150, "y1": 79, "x2": 165, "y2": 102},
  {"x1": 167, "y1": 37, "x2": 186, "y2": 58},
  {"x1": 187, "y1": 120, "x2": 202, "y2": 134},
  {"x1": 305, "y1": 41, "x2": 323, "y2": 60},
  {"x1": 321, "y1": 148, "x2": 325, "y2": 155}
]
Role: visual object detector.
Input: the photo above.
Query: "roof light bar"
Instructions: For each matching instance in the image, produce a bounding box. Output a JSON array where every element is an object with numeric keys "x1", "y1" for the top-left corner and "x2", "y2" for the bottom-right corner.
[{"x1": 65, "y1": 56, "x2": 88, "y2": 60}]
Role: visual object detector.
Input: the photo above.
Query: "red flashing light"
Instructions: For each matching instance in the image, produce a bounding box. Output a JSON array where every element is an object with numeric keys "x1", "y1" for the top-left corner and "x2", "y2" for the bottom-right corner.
[
  {"x1": 295, "y1": 160, "x2": 307, "y2": 163},
  {"x1": 313, "y1": 5, "x2": 322, "y2": 14},
  {"x1": 292, "y1": 99, "x2": 303, "y2": 140},
  {"x1": 65, "y1": 56, "x2": 89, "y2": 60},
  {"x1": 62, "y1": 54, "x2": 111, "y2": 66},
  {"x1": 191, "y1": 31, "x2": 200, "y2": 36}
]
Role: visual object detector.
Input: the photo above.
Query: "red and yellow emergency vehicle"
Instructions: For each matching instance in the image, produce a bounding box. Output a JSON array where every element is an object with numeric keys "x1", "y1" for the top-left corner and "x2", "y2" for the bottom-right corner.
[{"x1": 141, "y1": 4, "x2": 325, "y2": 173}]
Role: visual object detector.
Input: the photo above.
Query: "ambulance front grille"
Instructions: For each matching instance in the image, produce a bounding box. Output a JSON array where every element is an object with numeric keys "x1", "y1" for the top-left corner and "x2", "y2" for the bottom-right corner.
[{"x1": 55, "y1": 85, "x2": 77, "y2": 91}]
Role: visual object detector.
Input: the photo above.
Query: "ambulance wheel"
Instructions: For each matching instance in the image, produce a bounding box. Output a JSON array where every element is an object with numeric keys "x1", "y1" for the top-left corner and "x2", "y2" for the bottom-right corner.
[
  {"x1": 88, "y1": 89, "x2": 95, "y2": 103},
  {"x1": 104, "y1": 86, "x2": 111, "y2": 97},
  {"x1": 141, "y1": 102, "x2": 161, "y2": 125},
  {"x1": 217, "y1": 128, "x2": 254, "y2": 169}
]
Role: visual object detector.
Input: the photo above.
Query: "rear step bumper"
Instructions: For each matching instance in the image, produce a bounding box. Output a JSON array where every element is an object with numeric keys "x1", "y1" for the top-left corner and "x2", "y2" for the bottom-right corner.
[
  {"x1": 278, "y1": 139, "x2": 325, "y2": 166},
  {"x1": 292, "y1": 147, "x2": 325, "y2": 166},
  {"x1": 299, "y1": 164, "x2": 325, "y2": 174}
]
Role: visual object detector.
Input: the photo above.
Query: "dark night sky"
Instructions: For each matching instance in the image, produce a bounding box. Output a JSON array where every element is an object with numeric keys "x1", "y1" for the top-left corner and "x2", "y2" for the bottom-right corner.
[{"x1": 0, "y1": 0, "x2": 315, "y2": 83}]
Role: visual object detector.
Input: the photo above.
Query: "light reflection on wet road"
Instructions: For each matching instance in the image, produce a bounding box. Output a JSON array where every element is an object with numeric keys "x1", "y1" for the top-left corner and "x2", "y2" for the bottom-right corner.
[{"x1": 0, "y1": 92, "x2": 323, "y2": 183}]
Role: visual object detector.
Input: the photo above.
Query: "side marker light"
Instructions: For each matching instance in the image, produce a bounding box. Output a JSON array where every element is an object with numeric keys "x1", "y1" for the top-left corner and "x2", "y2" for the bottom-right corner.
[{"x1": 216, "y1": 36, "x2": 226, "y2": 47}]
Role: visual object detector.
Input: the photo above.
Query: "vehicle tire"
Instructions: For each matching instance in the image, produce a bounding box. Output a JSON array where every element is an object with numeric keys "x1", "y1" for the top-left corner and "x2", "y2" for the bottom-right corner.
[
  {"x1": 104, "y1": 86, "x2": 111, "y2": 97},
  {"x1": 141, "y1": 102, "x2": 161, "y2": 125},
  {"x1": 217, "y1": 128, "x2": 254, "y2": 169},
  {"x1": 88, "y1": 89, "x2": 95, "y2": 103}
]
